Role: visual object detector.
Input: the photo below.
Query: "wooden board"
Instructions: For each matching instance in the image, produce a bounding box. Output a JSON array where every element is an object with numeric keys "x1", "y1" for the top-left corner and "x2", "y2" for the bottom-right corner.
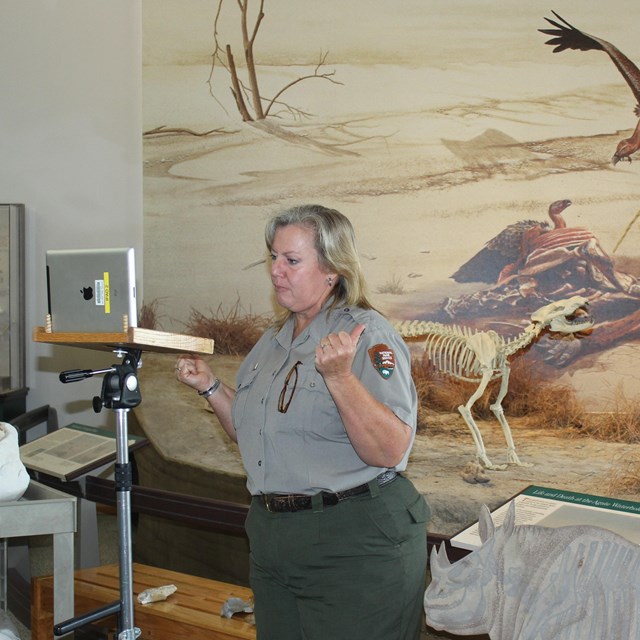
[
  {"x1": 33, "y1": 326, "x2": 214, "y2": 355},
  {"x1": 32, "y1": 563, "x2": 255, "y2": 640}
]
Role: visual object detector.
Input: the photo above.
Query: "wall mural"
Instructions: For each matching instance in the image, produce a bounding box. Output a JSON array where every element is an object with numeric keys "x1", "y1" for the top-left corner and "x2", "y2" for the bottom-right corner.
[{"x1": 143, "y1": 2, "x2": 639, "y2": 447}]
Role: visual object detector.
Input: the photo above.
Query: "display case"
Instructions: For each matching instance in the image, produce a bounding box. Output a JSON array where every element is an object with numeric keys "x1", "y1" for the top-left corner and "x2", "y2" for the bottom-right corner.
[{"x1": 0, "y1": 204, "x2": 25, "y2": 397}]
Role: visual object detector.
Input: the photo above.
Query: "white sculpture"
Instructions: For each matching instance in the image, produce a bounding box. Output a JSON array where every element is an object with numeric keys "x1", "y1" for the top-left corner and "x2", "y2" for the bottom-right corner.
[
  {"x1": 425, "y1": 502, "x2": 640, "y2": 639},
  {"x1": 396, "y1": 296, "x2": 594, "y2": 469},
  {"x1": 0, "y1": 422, "x2": 30, "y2": 502},
  {"x1": 0, "y1": 610, "x2": 20, "y2": 640}
]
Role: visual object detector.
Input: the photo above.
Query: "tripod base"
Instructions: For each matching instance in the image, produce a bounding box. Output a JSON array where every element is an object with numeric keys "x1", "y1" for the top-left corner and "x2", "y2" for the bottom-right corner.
[{"x1": 56, "y1": 353, "x2": 141, "y2": 638}]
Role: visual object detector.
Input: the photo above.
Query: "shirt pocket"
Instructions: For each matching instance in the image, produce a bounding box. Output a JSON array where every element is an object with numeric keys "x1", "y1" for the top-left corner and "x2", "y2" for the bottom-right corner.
[
  {"x1": 291, "y1": 367, "x2": 346, "y2": 440},
  {"x1": 231, "y1": 367, "x2": 260, "y2": 433}
]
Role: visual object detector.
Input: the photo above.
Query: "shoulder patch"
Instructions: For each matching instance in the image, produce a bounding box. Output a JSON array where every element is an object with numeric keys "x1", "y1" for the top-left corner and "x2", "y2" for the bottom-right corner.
[{"x1": 368, "y1": 343, "x2": 396, "y2": 379}]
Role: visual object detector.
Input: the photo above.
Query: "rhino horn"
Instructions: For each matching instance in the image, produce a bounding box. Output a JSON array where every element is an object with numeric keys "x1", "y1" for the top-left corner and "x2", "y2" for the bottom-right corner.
[
  {"x1": 502, "y1": 501, "x2": 516, "y2": 536},
  {"x1": 429, "y1": 546, "x2": 441, "y2": 577},
  {"x1": 478, "y1": 504, "x2": 495, "y2": 543},
  {"x1": 431, "y1": 542, "x2": 451, "y2": 575}
]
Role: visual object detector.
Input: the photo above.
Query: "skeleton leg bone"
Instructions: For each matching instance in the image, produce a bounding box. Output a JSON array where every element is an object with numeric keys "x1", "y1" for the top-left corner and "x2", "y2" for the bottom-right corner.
[
  {"x1": 489, "y1": 365, "x2": 532, "y2": 467},
  {"x1": 458, "y1": 370, "x2": 507, "y2": 471}
]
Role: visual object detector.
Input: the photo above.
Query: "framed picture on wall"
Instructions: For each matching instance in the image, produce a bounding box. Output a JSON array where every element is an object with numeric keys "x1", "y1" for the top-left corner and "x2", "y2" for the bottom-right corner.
[{"x1": 0, "y1": 203, "x2": 25, "y2": 393}]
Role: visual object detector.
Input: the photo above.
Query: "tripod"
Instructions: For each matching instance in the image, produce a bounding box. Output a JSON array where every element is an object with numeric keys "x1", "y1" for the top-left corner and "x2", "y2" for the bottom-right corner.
[{"x1": 55, "y1": 348, "x2": 142, "y2": 640}]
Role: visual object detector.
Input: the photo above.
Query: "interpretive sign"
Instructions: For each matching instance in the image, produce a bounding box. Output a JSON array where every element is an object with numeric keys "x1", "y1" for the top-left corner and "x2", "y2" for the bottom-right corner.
[{"x1": 451, "y1": 485, "x2": 640, "y2": 551}]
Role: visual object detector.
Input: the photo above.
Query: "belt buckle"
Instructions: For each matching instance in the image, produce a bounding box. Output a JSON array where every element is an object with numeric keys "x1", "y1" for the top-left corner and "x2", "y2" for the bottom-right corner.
[
  {"x1": 263, "y1": 495, "x2": 274, "y2": 512},
  {"x1": 322, "y1": 492, "x2": 340, "y2": 506},
  {"x1": 377, "y1": 470, "x2": 397, "y2": 486}
]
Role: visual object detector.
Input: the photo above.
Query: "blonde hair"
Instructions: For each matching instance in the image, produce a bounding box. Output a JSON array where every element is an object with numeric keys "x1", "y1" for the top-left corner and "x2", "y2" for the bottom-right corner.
[{"x1": 265, "y1": 204, "x2": 375, "y2": 327}]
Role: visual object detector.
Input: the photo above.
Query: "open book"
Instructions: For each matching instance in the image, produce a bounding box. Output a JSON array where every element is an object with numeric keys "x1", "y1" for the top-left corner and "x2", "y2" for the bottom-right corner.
[
  {"x1": 451, "y1": 485, "x2": 640, "y2": 551},
  {"x1": 19, "y1": 423, "x2": 147, "y2": 481}
]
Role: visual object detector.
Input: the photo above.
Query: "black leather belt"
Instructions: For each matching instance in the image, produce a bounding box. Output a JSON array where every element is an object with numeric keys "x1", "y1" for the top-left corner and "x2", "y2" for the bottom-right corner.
[{"x1": 260, "y1": 470, "x2": 398, "y2": 513}]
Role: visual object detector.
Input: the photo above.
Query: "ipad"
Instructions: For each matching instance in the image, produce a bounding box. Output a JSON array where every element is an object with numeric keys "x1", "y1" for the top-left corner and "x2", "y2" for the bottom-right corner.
[{"x1": 46, "y1": 247, "x2": 137, "y2": 333}]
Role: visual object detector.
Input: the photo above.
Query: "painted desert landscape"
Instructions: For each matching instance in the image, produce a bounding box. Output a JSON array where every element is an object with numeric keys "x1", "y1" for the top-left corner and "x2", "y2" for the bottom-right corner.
[
  {"x1": 141, "y1": 0, "x2": 640, "y2": 502},
  {"x1": 140, "y1": 7, "x2": 640, "y2": 634},
  {"x1": 144, "y1": 1, "x2": 640, "y2": 410}
]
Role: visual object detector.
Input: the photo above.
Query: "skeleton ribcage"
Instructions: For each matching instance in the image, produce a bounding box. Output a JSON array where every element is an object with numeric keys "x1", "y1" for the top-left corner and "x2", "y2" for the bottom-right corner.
[{"x1": 397, "y1": 321, "x2": 506, "y2": 383}]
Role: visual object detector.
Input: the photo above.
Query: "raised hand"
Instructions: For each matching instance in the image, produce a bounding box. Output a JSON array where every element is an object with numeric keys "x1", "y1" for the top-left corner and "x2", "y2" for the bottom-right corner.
[{"x1": 315, "y1": 323, "x2": 366, "y2": 381}]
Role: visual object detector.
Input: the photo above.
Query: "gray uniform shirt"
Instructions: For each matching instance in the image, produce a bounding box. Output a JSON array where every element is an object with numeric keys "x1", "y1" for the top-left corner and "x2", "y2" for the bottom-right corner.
[{"x1": 231, "y1": 305, "x2": 417, "y2": 496}]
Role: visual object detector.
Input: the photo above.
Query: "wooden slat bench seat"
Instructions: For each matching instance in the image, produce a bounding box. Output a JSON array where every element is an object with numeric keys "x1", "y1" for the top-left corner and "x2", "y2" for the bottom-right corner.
[{"x1": 32, "y1": 562, "x2": 256, "y2": 640}]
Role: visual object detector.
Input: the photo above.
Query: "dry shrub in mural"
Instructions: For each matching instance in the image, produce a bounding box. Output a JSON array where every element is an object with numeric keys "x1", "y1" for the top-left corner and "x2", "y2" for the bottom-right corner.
[
  {"x1": 412, "y1": 336, "x2": 586, "y2": 434},
  {"x1": 185, "y1": 300, "x2": 271, "y2": 356},
  {"x1": 609, "y1": 450, "x2": 640, "y2": 494},
  {"x1": 138, "y1": 298, "x2": 163, "y2": 330}
]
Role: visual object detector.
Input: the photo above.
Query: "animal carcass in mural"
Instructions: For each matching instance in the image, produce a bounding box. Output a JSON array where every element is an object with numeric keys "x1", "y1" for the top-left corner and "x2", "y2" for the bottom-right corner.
[
  {"x1": 539, "y1": 11, "x2": 640, "y2": 165},
  {"x1": 452, "y1": 199, "x2": 575, "y2": 285},
  {"x1": 443, "y1": 200, "x2": 640, "y2": 360},
  {"x1": 425, "y1": 502, "x2": 640, "y2": 639},
  {"x1": 396, "y1": 296, "x2": 594, "y2": 470}
]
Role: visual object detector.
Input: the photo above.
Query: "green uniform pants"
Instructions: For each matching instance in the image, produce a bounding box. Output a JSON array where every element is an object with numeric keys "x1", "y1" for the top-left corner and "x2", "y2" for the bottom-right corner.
[{"x1": 245, "y1": 475, "x2": 430, "y2": 640}]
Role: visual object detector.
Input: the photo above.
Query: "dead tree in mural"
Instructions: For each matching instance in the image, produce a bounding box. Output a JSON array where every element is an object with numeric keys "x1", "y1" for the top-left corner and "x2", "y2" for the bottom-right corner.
[{"x1": 209, "y1": 0, "x2": 340, "y2": 121}]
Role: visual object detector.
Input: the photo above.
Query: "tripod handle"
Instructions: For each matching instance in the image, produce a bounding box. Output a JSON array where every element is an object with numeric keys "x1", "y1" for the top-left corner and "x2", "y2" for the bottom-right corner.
[
  {"x1": 59, "y1": 367, "x2": 114, "y2": 383},
  {"x1": 59, "y1": 368, "x2": 95, "y2": 383}
]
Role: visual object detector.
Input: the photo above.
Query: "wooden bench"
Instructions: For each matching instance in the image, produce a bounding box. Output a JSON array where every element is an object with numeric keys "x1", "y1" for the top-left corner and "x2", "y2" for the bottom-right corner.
[{"x1": 32, "y1": 562, "x2": 256, "y2": 640}]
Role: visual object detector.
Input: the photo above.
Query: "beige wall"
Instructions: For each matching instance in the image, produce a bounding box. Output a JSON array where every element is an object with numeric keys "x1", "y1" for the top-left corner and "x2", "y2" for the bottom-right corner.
[{"x1": 0, "y1": 0, "x2": 143, "y2": 428}]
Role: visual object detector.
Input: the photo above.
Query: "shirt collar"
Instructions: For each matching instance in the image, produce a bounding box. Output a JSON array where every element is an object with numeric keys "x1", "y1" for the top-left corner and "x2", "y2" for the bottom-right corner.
[{"x1": 274, "y1": 297, "x2": 339, "y2": 348}]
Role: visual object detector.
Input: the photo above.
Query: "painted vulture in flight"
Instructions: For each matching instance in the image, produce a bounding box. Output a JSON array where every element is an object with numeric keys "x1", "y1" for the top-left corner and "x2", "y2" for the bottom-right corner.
[{"x1": 539, "y1": 11, "x2": 640, "y2": 164}]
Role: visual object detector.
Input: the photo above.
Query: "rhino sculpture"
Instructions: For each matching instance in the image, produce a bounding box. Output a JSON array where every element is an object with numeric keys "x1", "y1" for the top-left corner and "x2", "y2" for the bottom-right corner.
[
  {"x1": 0, "y1": 422, "x2": 29, "y2": 502},
  {"x1": 425, "y1": 502, "x2": 640, "y2": 639}
]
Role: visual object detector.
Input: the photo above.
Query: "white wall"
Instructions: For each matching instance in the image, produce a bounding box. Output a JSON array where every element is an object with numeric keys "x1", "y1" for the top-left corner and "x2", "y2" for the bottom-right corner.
[{"x1": 0, "y1": 0, "x2": 143, "y2": 429}]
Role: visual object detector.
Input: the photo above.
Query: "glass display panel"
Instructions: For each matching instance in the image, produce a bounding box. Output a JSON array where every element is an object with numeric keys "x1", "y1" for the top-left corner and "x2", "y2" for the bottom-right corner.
[{"x1": 0, "y1": 204, "x2": 25, "y2": 391}]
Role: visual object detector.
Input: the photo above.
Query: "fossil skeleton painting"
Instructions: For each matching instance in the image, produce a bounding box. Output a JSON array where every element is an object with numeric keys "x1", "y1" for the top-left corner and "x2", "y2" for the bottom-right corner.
[{"x1": 396, "y1": 296, "x2": 594, "y2": 470}]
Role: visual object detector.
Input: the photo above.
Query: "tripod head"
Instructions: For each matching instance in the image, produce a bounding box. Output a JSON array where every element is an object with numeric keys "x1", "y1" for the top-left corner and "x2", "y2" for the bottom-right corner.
[{"x1": 60, "y1": 348, "x2": 143, "y2": 412}]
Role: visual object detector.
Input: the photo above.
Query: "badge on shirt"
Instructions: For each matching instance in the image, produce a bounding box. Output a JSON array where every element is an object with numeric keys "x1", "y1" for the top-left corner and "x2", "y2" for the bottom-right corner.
[{"x1": 368, "y1": 343, "x2": 396, "y2": 379}]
